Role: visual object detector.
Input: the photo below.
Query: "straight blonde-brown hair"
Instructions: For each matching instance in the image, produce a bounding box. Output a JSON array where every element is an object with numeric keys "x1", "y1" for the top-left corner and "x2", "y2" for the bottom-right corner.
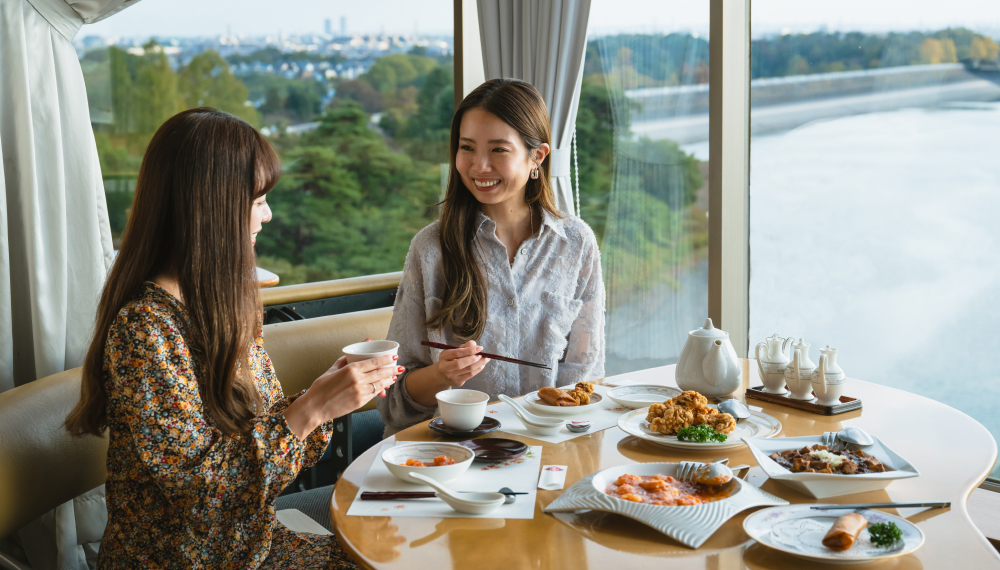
[
  {"x1": 66, "y1": 108, "x2": 280, "y2": 437},
  {"x1": 428, "y1": 79, "x2": 561, "y2": 341}
]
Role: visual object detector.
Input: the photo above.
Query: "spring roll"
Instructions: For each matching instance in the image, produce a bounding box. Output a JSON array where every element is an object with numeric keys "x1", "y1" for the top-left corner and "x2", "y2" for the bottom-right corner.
[
  {"x1": 822, "y1": 513, "x2": 867, "y2": 551},
  {"x1": 538, "y1": 386, "x2": 578, "y2": 406}
]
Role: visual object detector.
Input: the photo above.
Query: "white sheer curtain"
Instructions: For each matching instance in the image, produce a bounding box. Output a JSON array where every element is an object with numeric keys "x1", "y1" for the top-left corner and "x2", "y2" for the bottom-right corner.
[
  {"x1": 0, "y1": 0, "x2": 140, "y2": 394},
  {"x1": 477, "y1": 0, "x2": 591, "y2": 216},
  {"x1": 1, "y1": 1, "x2": 139, "y2": 568}
]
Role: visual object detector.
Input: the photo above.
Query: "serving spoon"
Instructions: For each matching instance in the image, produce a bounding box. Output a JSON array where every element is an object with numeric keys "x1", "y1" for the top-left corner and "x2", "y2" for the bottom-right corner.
[
  {"x1": 408, "y1": 472, "x2": 506, "y2": 515},
  {"x1": 717, "y1": 399, "x2": 751, "y2": 424},
  {"x1": 822, "y1": 427, "x2": 874, "y2": 450},
  {"x1": 498, "y1": 394, "x2": 564, "y2": 427},
  {"x1": 676, "y1": 456, "x2": 752, "y2": 485}
]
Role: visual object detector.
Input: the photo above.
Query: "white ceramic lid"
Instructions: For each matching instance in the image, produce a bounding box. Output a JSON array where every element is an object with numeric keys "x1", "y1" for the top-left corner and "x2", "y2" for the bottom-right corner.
[{"x1": 689, "y1": 318, "x2": 730, "y2": 338}]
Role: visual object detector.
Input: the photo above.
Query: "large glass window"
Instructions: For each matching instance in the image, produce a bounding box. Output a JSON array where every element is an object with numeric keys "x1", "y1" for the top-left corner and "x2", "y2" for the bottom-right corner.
[
  {"x1": 749, "y1": 2, "x2": 1000, "y2": 477},
  {"x1": 77, "y1": 1, "x2": 453, "y2": 284},
  {"x1": 580, "y1": 2, "x2": 710, "y2": 375}
]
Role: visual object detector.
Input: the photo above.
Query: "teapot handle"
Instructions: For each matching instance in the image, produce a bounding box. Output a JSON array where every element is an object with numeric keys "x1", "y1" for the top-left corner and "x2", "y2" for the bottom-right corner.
[
  {"x1": 755, "y1": 342, "x2": 766, "y2": 380},
  {"x1": 782, "y1": 336, "x2": 794, "y2": 358},
  {"x1": 816, "y1": 354, "x2": 828, "y2": 387}
]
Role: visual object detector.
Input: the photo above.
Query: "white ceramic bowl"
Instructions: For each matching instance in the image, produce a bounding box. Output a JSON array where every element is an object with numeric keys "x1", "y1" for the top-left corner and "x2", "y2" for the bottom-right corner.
[
  {"x1": 743, "y1": 434, "x2": 919, "y2": 499},
  {"x1": 342, "y1": 340, "x2": 399, "y2": 365},
  {"x1": 606, "y1": 385, "x2": 682, "y2": 409},
  {"x1": 382, "y1": 442, "x2": 475, "y2": 484},
  {"x1": 436, "y1": 389, "x2": 489, "y2": 431}
]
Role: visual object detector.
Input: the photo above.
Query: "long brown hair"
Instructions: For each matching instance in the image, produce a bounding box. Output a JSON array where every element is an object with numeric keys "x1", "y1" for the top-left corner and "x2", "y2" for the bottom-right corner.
[
  {"x1": 428, "y1": 79, "x2": 561, "y2": 341},
  {"x1": 66, "y1": 108, "x2": 280, "y2": 437}
]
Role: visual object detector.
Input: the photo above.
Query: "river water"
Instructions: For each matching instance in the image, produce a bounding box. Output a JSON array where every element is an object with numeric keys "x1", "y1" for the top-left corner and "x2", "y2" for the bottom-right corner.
[{"x1": 747, "y1": 101, "x2": 1000, "y2": 477}]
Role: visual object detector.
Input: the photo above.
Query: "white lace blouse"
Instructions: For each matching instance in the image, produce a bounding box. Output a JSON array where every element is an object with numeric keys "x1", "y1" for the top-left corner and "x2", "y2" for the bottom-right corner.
[{"x1": 377, "y1": 209, "x2": 606, "y2": 436}]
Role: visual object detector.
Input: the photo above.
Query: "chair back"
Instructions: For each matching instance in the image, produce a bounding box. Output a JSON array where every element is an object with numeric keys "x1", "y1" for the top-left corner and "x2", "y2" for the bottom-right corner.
[{"x1": 0, "y1": 306, "x2": 393, "y2": 539}]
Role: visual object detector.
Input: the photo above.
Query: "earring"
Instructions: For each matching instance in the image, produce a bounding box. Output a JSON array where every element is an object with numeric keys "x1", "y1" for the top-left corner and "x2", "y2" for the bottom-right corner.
[{"x1": 530, "y1": 167, "x2": 539, "y2": 180}]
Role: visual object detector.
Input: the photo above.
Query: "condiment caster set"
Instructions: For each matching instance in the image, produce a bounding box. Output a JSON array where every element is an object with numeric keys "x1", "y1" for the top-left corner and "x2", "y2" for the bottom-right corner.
[{"x1": 756, "y1": 334, "x2": 845, "y2": 405}]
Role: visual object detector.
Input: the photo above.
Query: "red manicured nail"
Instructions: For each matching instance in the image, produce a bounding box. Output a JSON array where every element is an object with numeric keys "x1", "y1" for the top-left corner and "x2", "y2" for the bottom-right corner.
[
  {"x1": 392, "y1": 376, "x2": 397, "y2": 381},
  {"x1": 392, "y1": 355, "x2": 398, "y2": 360},
  {"x1": 397, "y1": 366, "x2": 404, "y2": 373}
]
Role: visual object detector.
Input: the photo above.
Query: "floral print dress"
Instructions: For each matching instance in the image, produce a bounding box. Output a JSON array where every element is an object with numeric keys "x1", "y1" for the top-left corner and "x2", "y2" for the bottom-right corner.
[{"x1": 98, "y1": 282, "x2": 357, "y2": 569}]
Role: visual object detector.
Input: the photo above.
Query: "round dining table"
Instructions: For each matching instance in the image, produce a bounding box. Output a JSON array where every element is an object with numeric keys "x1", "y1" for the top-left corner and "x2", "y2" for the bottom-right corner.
[{"x1": 330, "y1": 360, "x2": 1000, "y2": 569}]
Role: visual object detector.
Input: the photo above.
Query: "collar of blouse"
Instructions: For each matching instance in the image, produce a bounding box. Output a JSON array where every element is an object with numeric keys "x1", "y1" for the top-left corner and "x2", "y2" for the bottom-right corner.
[{"x1": 474, "y1": 208, "x2": 568, "y2": 242}]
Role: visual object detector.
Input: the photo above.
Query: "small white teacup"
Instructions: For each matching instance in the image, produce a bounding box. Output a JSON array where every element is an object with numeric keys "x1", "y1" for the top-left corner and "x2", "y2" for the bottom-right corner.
[
  {"x1": 436, "y1": 389, "x2": 489, "y2": 431},
  {"x1": 342, "y1": 340, "x2": 399, "y2": 366}
]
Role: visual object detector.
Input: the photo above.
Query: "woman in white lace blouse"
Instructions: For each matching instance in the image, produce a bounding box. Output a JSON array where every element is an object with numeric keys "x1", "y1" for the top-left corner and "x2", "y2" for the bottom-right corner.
[{"x1": 378, "y1": 79, "x2": 605, "y2": 436}]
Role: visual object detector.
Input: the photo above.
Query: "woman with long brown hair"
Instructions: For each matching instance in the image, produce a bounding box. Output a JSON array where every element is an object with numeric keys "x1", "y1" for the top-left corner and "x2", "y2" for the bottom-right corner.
[
  {"x1": 378, "y1": 79, "x2": 605, "y2": 435},
  {"x1": 65, "y1": 108, "x2": 395, "y2": 569}
]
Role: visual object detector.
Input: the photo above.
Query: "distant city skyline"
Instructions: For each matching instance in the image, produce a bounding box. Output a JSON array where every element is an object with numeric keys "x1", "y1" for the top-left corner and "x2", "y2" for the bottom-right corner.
[{"x1": 79, "y1": 0, "x2": 999, "y2": 39}]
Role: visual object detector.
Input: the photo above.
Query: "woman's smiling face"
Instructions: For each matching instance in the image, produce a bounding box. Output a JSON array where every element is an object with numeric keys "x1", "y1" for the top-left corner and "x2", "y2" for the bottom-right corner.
[{"x1": 455, "y1": 108, "x2": 546, "y2": 207}]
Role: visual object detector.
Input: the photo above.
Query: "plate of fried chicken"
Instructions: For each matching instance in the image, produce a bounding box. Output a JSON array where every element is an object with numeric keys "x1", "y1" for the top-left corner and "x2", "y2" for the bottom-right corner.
[{"x1": 617, "y1": 391, "x2": 782, "y2": 450}]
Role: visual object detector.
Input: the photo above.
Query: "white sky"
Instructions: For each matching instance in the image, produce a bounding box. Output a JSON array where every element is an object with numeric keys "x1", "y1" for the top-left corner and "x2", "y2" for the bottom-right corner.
[{"x1": 81, "y1": 0, "x2": 1000, "y2": 39}]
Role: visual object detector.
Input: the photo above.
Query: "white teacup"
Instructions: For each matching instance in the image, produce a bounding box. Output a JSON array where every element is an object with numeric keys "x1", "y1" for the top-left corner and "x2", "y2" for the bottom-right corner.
[
  {"x1": 435, "y1": 389, "x2": 489, "y2": 431},
  {"x1": 342, "y1": 340, "x2": 399, "y2": 368}
]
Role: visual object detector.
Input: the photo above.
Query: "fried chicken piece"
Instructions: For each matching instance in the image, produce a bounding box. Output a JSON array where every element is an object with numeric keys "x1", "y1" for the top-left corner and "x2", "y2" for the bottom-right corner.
[
  {"x1": 649, "y1": 405, "x2": 696, "y2": 435},
  {"x1": 694, "y1": 408, "x2": 736, "y2": 434},
  {"x1": 670, "y1": 391, "x2": 709, "y2": 409},
  {"x1": 575, "y1": 382, "x2": 595, "y2": 394},
  {"x1": 567, "y1": 388, "x2": 591, "y2": 405},
  {"x1": 646, "y1": 402, "x2": 668, "y2": 423}
]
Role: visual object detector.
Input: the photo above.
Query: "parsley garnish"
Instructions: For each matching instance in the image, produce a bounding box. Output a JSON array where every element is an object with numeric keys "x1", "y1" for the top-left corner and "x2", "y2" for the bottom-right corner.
[
  {"x1": 867, "y1": 521, "x2": 903, "y2": 547},
  {"x1": 676, "y1": 424, "x2": 728, "y2": 443}
]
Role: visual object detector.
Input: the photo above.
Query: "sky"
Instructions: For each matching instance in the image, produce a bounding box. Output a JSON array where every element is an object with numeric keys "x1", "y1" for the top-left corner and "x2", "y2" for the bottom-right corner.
[{"x1": 81, "y1": 0, "x2": 1000, "y2": 39}]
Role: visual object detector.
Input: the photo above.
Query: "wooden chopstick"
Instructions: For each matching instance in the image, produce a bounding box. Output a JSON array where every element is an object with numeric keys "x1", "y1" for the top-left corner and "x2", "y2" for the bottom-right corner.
[
  {"x1": 421, "y1": 340, "x2": 552, "y2": 370},
  {"x1": 811, "y1": 502, "x2": 950, "y2": 510}
]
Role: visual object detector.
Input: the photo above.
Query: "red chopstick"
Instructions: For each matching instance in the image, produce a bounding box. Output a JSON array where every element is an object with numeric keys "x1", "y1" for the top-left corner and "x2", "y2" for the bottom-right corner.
[{"x1": 420, "y1": 340, "x2": 552, "y2": 370}]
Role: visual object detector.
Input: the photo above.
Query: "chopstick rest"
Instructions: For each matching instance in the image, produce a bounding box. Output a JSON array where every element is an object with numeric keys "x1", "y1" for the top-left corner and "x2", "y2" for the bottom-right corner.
[{"x1": 539, "y1": 465, "x2": 568, "y2": 490}]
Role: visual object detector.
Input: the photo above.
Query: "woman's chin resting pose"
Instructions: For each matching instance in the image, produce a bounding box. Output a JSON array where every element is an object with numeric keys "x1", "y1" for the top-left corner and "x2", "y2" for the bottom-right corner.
[
  {"x1": 378, "y1": 79, "x2": 606, "y2": 436},
  {"x1": 65, "y1": 108, "x2": 397, "y2": 569}
]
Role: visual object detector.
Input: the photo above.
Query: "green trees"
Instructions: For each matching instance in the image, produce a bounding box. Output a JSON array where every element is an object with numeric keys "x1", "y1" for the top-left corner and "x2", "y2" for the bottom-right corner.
[
  {"x1": 255, "y1": 103, "x2": 441, "y2": 282},
  {"x1": 178, "y1": 51, "x2": 258, "y2": 124}
]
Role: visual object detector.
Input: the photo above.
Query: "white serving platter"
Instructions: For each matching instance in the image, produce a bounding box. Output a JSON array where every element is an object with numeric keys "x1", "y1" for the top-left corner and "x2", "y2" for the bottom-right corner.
[
  {"x1": 605, "y1": 385, "x2": 682, "y2": 409},
  {"x1": 744, "y1": 504, "x2": 924, "y2": 564},
  {"x1": 617, "y1": 406, "x2": 782, "y2": 451},
  {"x1": 742, "y1": 434, "x2": 919, "y2": 499},
  {"x1": 524, "y1": 389, "x2": 605, "y2": 416},
  {"x1": 544, "y1": 462, "x2": 788, "y2": 548}
]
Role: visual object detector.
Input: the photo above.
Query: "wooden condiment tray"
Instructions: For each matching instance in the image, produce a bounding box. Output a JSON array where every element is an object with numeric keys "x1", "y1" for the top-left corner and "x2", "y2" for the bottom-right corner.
[{"x1": 745, "y1": 385, "x2": 862, "y2": 415}]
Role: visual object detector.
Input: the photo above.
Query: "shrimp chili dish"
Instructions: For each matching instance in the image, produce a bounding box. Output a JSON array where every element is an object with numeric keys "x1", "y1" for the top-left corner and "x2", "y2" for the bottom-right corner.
[{"x1": 604, "y1": 474, "x2": 734, "y2": 506}]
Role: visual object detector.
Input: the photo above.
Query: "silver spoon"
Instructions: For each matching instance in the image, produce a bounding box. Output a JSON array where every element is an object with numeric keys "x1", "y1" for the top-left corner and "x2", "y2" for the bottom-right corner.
[
  {"x1": 823, "y1": 427, "x2": 875, "y2": 450},
  {"x1": 677, "y1": 460, "x2": 736, "y2": 485},
  {"x1": 718, "y1": 399, "x2": 751, "y2": 423}
]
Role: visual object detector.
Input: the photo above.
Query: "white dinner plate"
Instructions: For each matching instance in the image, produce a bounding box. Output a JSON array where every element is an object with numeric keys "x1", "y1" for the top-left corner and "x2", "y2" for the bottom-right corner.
[
  {"x1": 617, "y1": 405, "x2": 781, "y2": 450},
  {"x1": 544, "y1": 462, "x2": 787, "y2": 549},
  {"x1": 744, "y1": 505, "x2": 924, "y2": 564},
  {"x1": 524, "y1": 389, "x2": 605, "y2": 416},
  {"x1": 606, "y1": 385, "x2": 682, "y2": 409},
  {"x1": 742, "y1": 434, "x2": 920, "y2": 498}
]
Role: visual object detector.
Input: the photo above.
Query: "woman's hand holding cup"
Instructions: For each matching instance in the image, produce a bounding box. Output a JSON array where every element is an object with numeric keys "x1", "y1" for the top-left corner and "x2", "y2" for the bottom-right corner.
[{"x1": 436, "y1": 340, "x2": 490, "y2": 387}]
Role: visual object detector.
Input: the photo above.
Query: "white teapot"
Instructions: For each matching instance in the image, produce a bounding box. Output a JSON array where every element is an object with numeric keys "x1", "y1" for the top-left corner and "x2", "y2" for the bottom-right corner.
[
  {"x1": 675, "y1": 318, "x2": 742, "y2": 399},
  {"x1": 755, "y1": 334, "x2": 793, "y2": 394}
]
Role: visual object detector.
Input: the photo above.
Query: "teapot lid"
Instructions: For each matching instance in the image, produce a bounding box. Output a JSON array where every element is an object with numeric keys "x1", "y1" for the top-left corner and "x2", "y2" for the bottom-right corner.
[{"x1": 690, "y1": 318, "x2": 729, "y2": 338}]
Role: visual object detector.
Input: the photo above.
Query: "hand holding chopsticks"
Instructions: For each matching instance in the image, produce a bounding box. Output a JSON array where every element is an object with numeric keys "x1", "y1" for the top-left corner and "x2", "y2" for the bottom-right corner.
[{"x1": 421, "y1": 340, "x2": 551, "y2": 371}]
